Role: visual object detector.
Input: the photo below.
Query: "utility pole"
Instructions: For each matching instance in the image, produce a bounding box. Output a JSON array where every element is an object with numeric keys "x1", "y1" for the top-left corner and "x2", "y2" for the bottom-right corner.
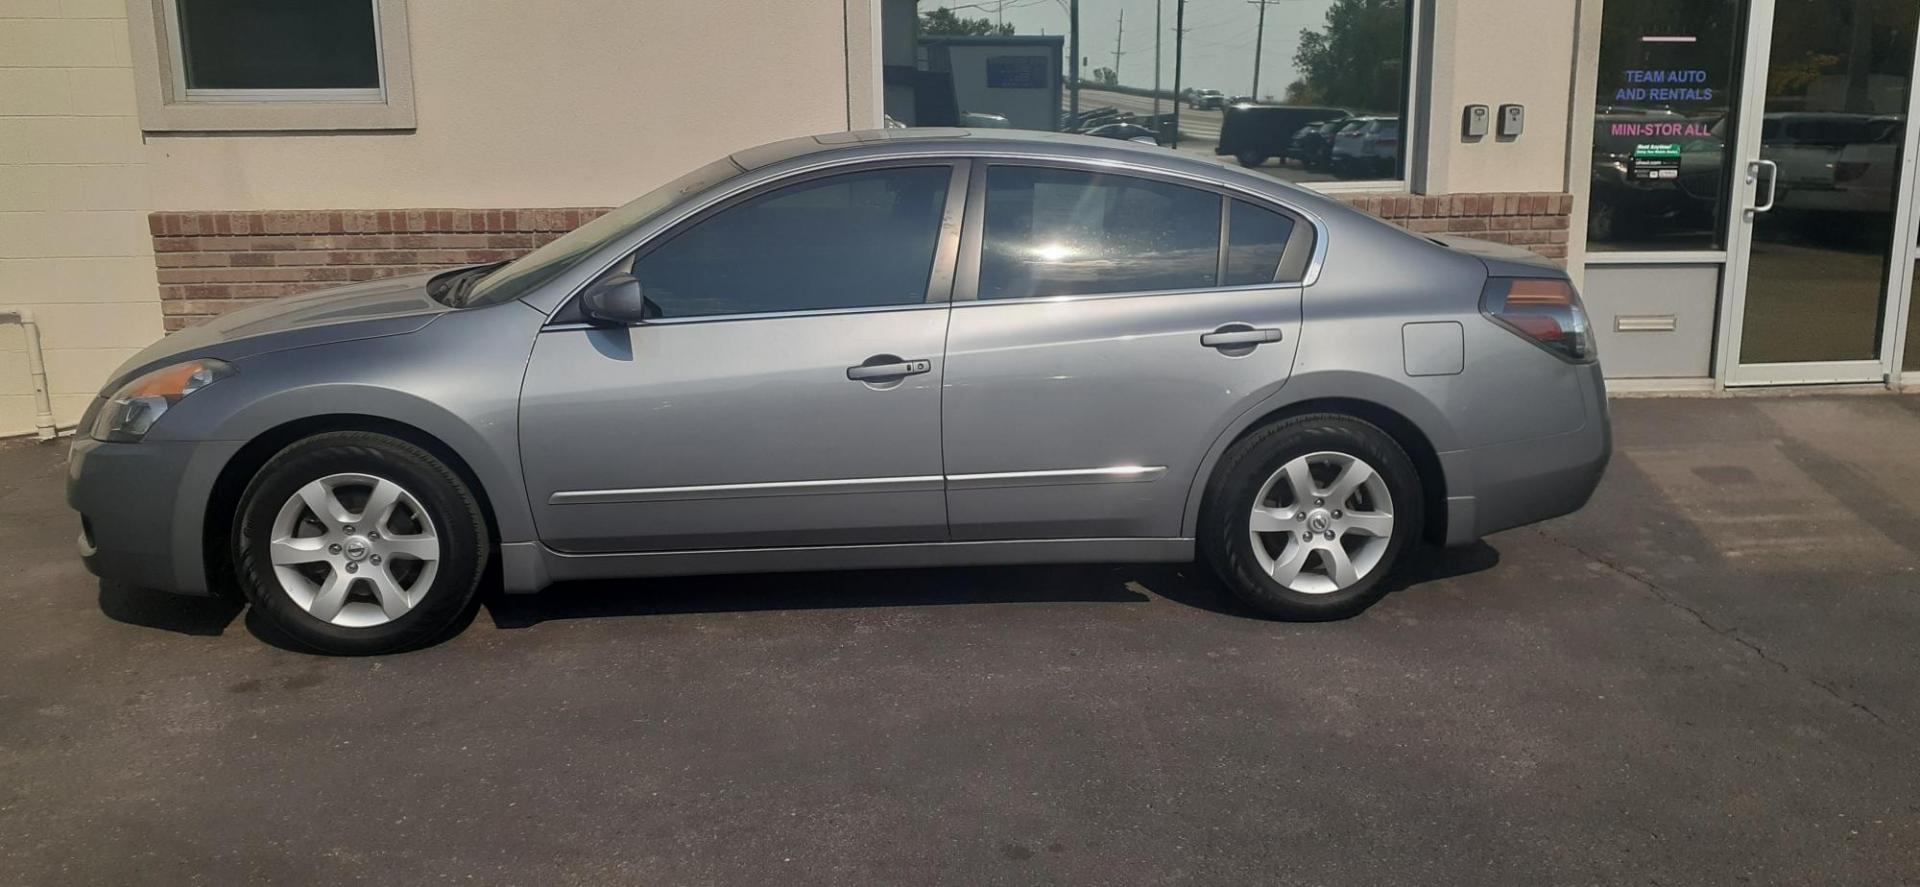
[
  {"x1": 1248, "y1": 0, "x2": 1276, "y2": 101},
  {"x1": 1111, "y1": 8, "x2": 1124, "y2": 84},
  {"x1": 1152, "y1": 0, "x2": 1163, "y2": 119},
  {"x1": 1170, "y1": 0, "x2": 1186, "y2": 147},
  {"x1": 1069, "y1": 0, "x2": 1080, "y2": 119}
]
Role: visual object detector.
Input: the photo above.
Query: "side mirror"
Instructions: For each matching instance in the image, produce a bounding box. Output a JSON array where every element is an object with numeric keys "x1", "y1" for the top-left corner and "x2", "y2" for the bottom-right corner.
[{"x1": 579, "y1": 273, "x2": 651, "y2": 325}]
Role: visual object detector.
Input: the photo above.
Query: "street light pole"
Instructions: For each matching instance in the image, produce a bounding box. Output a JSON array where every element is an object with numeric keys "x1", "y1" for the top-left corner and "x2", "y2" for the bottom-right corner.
[
  {"x1": 1069, "y1": 0, "x2": 1080, "y2": 119},
  {"x1": 1170, "y1": 0, "x2": 1185, "y2": 147},
  {"x1": 1248, "y1": 0, "x2": 1274, "y2": 100},
  {"x1": 1152, "y1": 0, "x2": 1162, "y2": 120}
]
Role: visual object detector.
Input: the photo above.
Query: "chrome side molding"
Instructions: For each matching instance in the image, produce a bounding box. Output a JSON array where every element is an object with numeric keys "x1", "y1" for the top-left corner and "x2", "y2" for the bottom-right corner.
[{"x1": 551, "y1": 465, "x2": 1168, "y2": 504}]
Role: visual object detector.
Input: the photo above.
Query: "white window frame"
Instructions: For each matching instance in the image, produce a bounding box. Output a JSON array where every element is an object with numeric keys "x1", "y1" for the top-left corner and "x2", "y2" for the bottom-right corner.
[
  {"x1": 127, "y1": 0, "x2": 416, "y2": 131},
  {"x1": 162, "y1": 0, "x2": 387, "y2": 104}
]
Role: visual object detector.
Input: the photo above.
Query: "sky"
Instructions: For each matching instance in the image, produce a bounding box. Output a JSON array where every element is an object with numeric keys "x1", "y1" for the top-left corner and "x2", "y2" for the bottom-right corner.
[{"x1": 923, "y1": 0, "x2": 1346, "y2": 99}]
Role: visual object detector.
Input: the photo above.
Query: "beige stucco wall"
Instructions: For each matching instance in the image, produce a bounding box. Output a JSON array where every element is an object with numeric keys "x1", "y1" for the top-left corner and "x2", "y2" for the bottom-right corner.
[
  {"x1": 0, "y1": 0, "x2": 165, "y2": 437},
  {"x1": 1418, "y1": 0, "x2": 1583, "y2": 196},
  {"x1": 143, "y1": 0, "x2": 858, "y2": 211}
]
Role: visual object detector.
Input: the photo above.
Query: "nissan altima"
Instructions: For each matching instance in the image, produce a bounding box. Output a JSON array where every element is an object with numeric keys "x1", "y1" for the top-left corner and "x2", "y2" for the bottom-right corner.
[{"x1": 69, "y1": 129, "x2": 1609, "y2": 654}]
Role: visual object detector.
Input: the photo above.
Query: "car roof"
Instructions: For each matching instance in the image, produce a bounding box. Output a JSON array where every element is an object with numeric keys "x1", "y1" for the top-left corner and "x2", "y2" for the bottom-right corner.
[{"x1": 726, "y1": 127, "x2": 1354, "y2": 217}]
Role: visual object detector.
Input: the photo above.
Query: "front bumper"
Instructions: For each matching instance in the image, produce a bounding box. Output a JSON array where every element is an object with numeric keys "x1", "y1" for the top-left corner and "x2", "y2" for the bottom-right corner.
[{"x1": 67, "y1": 434, "x2": 241, "y2": 596}]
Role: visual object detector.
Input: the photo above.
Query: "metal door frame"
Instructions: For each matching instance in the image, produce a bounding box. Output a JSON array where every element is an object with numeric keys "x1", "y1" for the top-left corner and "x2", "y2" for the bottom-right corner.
[{"x1": 1715, "y1": 0, "x2": 1920, "y2": 386}]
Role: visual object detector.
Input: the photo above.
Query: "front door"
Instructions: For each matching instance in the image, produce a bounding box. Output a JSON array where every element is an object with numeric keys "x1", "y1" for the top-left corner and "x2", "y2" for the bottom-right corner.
[
  {"x1": 940, "y1": 161, "x2": 1311, "y2": 540},
  {"x1": 519, "y1": 163, "x2": 965, "y2": 552},
  {"x1": 1722, "y1": 0, "x2": 1920, "y2": 384}
]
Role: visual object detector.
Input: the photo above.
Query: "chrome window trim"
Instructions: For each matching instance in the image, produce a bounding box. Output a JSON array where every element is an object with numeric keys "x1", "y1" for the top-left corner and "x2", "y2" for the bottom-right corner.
[
  {"x1": 543, "y1": 147, "x2": 1331, "y2": 325},
  {"x1": 552, "y1": 464, "x2": 1169, "y2": 504},
  {"x1": 948, "y1": 282, "x2": 1302, "y2": 309}
]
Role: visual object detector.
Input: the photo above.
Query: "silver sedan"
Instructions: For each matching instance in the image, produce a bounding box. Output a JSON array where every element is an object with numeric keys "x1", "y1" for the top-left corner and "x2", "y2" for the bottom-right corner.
[{"x1": 68, "y1": 129, "x2": 1609, "y2": 654}]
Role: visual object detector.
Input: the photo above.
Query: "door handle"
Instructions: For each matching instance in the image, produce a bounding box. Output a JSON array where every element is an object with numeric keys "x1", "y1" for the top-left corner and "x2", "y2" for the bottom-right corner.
[
  {"x1": 1746, "y1": 159, "x2": 1779, "y2": 216},
  {"x1": 846, "y1": 357, "x2": 932, "y2": 381},
  {"x1": 1201, "y1": 327, "x2": 1284, "y2": 348}
]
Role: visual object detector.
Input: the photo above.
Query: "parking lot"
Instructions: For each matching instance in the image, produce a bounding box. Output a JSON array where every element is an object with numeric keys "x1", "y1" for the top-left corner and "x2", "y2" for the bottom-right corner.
[{"x1": 3, "y1": 393, "x2": 1918, "y2": 885}]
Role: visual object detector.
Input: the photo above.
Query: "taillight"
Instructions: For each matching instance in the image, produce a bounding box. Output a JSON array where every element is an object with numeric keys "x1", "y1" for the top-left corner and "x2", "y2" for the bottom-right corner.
[{"x1": 1480, "y1": 278, "x2": 1596, "y2": 363}]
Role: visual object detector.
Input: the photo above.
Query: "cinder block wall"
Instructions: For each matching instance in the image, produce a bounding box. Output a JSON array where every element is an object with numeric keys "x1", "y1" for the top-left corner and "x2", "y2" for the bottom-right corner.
[{"x1": 0, "y1": 1, "x2": 165, "y2": 434}]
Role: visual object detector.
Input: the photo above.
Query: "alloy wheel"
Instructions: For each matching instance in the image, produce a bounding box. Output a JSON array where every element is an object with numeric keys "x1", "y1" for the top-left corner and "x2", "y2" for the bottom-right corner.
[
  {"x1": 266, "y1": 472, "x2": 440, "y2": 628},
  {"x1": 1247, "y1": 451, "x2": 1395, "y2": 594}
]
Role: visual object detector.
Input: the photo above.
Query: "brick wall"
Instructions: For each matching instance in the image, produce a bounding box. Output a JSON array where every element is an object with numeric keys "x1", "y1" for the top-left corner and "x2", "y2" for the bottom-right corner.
[
  {"x1": 148, "y1": 209, "x2": 609, "y2": 330},
  {"x1": 148, "y1": 192, "x2": 1570, "y2": 329},
  {"x1": 1337, "y1": 192, "x2": 1572, "y2": 261}
]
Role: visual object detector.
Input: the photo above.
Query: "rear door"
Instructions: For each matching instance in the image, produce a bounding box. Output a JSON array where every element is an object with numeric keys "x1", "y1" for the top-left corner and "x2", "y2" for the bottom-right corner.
[
  {"x1": 938, "y1": 160, "x2": 1314, "y2": 540},
  {"x1": 519, "y1": 162, "x2": 966, "y2": 553}
]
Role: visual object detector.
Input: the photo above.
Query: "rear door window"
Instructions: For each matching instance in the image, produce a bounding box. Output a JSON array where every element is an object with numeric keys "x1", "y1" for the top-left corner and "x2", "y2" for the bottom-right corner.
[{"x1": 976, "y1": 166, "x2": 1222, "y2": 299}]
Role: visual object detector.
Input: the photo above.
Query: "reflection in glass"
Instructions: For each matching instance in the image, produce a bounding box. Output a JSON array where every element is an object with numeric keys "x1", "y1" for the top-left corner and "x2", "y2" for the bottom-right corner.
[
  {"x1": 1225, "y1": 199, "x2": 1296, "y2": 285},
  {"x1": 979, "y1": 167, "x2": 1221, "y2": 299},
  {"x1": 632, "y1": 167, "x2": 950, "y2": 318},
  {"x1": 884, "y1": 1, "x2": 1410, "y2": 185},
  {"x1": 1587, "y1": 0, "x2": 1742, "y2": 251},
  {"x1": 1738, "y1": 0, "x2": 1918, "y2": 364}
]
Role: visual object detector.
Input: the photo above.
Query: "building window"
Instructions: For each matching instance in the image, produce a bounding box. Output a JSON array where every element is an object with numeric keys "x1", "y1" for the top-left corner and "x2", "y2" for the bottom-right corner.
[
  {"x1": 169, "y1": 0, "x2": 382, "y2": 101},
  {"x1": 128, "y1": 0, "x2": 415, "y2": 131},
  {"x1": 1586, "y1": 0, "x2": 1742, "y2": 251},
  {"x1": 881, "y1": 1, "x2": 1415, "y2": 190}
]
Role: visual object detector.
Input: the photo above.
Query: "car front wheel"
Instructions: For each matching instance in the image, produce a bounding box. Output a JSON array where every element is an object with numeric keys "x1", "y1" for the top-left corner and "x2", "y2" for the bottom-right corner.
[
  {"x1": 233, "y1": 431, "x2": 490, "y2": 655},
  {"x1": 1202, "y1": 414, "x2": 1424, "y2": 620}
]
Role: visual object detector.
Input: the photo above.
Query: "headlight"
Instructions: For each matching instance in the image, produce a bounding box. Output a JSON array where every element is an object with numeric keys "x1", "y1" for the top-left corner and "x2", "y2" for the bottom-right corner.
[{"x1": 91, "y1": 359, "x2": 234, "y2": 442}]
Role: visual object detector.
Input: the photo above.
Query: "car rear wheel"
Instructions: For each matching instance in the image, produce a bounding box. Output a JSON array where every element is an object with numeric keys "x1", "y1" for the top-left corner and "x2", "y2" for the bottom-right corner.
[
  {"x1": 234, "y1": 431, "x2": 489, "y2": 655},
  {"x1": 1201, "y1": 414, "x2": 1424, "y2": 620}
]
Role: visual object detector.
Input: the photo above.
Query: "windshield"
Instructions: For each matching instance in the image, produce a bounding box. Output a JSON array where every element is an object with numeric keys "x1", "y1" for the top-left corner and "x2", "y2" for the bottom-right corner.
[{"x1": 463, "y1": 156, "x2": 745, "y2": 307}]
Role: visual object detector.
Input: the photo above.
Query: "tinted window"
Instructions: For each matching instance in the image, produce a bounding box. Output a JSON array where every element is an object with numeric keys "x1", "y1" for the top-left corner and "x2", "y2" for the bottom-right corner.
[
  {"x1": 978, "y1": 167, "x2": 1221, "y2": 300},
  {"x1": 177, "y1": 0, "x2": 379, "y2": 90},
  {"x1": 631, "y1": 166, "x2": 950, "y2": 318},
  {"x1": 1224, "y1": 200, "x2": 1296, "y2": 286}
]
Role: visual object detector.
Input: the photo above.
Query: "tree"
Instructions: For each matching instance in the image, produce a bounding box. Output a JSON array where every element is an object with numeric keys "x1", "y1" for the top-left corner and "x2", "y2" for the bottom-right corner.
[
  {"x1": 1092, "y1": 66, "x2": 1119, "y2": 87},
  {"x1": 1292, "y1": 0, "x2": 1405, "y2": 112},
  {"x1": 920, "y1": 7, "x2": 1015, "y2": 37}
]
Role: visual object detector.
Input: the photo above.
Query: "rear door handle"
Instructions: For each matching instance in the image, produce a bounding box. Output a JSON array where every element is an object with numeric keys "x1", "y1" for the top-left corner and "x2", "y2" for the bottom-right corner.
[
  {"x1": 846, "y1": 357, "x2": 932, "y2": 381},
  {"x1": 1201, "y1": 327, "x2": 1284, "y2": 348}
]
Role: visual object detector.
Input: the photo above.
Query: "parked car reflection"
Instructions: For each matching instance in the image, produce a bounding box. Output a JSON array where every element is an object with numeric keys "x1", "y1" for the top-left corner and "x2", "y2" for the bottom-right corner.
[{"x1": 1588, "y1": 108, "x2": 1727, "y2": 247}]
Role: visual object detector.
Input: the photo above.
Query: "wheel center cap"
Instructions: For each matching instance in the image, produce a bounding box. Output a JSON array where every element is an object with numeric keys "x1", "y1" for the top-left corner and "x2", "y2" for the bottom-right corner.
[
  {"x1": 342, "y1": 536, "x2": 371, "y2": 562},
  {"x1": 1305, "y1": 510, "x2": 1332, "y2": 534}
]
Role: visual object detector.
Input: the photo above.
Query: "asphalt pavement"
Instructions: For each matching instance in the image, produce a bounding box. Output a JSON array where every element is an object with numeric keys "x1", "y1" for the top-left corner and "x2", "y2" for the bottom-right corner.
[{"x1": 2, "y1": 393, "x2": 1918, "y2": 885}]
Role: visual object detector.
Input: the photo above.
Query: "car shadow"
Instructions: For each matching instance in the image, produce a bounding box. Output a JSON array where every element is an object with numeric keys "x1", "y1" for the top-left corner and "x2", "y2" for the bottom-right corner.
[
  {"x1": 481, "y1": 562, "x2": 1156, "y2": 629},
  {"x1": 95, "y1": 542, "x2": 1502, "y2": 644},
  {"x1": 96, "y1": 580, "x2": 243, "y2": 637},
  {"x1": 481, "y1": 542, "x2": 1502, "y2": 629}
]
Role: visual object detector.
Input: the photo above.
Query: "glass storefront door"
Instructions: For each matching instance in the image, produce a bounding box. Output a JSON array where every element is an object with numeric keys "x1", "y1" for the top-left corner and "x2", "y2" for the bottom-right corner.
[{"x1": 1721, "y1": 0, "x2": 1920, "y2": 385}]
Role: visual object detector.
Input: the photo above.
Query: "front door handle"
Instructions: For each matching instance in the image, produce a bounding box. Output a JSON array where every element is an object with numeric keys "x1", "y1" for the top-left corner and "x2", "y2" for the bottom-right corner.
[
  {"x1": 846, "y1": 356, "x2": 932, "y2": 381},
  {"x1": 1201, "y1": 327, "x2": 1284, "y2": 348},
  {"x1": 1746, "y1": 159, "x2": 1779, "y2": 217}
]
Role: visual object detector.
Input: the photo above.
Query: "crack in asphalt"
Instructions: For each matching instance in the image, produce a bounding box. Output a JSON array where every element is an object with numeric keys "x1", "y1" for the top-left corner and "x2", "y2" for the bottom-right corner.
[{"x1": 1526, "y1": 526, "x2": 1914, "y2": 745}]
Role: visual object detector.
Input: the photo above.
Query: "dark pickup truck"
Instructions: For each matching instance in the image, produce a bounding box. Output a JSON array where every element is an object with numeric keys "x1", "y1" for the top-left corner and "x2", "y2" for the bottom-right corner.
[{"x1": 1215, "y1": 105, "x2": 1349, "y2": 168}]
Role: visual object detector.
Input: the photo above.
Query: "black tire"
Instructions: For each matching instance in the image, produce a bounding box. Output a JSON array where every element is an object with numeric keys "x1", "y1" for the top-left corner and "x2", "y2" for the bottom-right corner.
[
  {"x1": 1236, "y1": 151, "x2": 1266, "y2": 168},
  {"x1": 233, "y1": 431, "x2": 490, "y2": 655},
  {"x1": 1200, "y1": 414, "x2": 1424, "y2": 621}
]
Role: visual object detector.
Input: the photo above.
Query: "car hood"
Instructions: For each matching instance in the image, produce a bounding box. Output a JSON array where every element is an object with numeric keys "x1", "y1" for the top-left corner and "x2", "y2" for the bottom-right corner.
[{"x1": 104, "y1": 269, "x2": 454, "y2": 390}]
